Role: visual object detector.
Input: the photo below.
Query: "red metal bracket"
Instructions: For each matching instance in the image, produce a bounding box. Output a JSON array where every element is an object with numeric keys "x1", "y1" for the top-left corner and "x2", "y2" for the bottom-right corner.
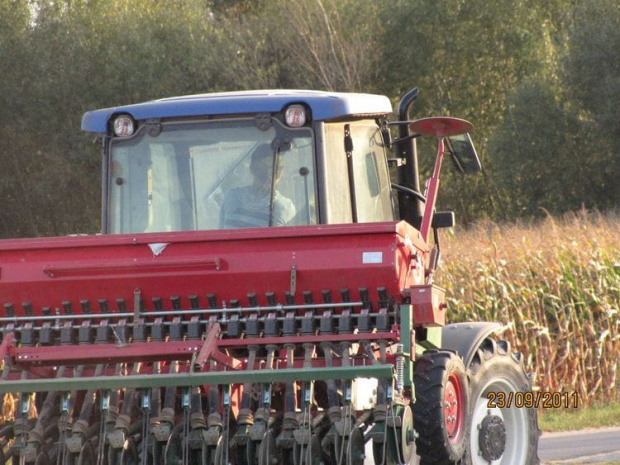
[
  {"x1": 0, "y1": 332, "x2": 14, "y2": 361},
  {"x1": 12, "y1": 340, "x2": 201, "y2": 366},
  {"x1": 194, "y1": 323, "x2": 221, "y2": 371}
]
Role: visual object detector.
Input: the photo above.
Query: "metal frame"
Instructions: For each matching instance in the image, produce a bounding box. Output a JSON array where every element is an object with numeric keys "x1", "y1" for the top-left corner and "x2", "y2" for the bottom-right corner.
[{"x1": 0, "y1": 364, "x2": 393, "y2": 394}]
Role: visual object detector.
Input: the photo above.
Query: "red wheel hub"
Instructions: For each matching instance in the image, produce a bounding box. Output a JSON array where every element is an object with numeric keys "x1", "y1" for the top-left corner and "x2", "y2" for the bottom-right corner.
[{"x1": 444, "y1": 372, "x2": 465, "y2": 442}]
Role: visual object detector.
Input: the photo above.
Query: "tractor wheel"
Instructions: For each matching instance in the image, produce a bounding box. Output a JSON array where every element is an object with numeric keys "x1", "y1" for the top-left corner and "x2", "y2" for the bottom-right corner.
[
  {"x1": 414, "y1": 350, "x2": 468, "y2": 464},
  {"x1": 462, "y1": 338, "x2": 540, "y2": 465}
]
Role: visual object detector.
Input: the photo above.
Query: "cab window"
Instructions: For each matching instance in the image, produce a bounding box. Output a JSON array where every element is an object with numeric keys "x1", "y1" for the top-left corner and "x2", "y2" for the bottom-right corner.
[{"x1": 323, "y1": 121, "x2": 394, "y2": 224}]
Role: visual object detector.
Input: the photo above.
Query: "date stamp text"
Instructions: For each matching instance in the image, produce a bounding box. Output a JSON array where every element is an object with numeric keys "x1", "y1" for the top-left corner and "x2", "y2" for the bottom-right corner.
[{"x1": 487, "y1": 391, "x2": 580, "y2": 409}]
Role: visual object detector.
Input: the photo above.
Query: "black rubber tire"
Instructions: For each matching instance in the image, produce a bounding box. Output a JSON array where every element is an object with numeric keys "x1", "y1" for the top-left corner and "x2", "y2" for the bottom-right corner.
[
  {"x1": 461, "y1": 338, "x2": 540, "y2": 465},
  {"x1": 414, "y1": 350, "x2": 469, "y2": 464}
]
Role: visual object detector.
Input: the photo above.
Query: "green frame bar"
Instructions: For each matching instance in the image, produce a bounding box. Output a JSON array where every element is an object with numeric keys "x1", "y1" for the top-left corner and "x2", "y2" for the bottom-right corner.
[
  {"x1": 400, "y1": 303, "x2": 414, "y2": 387},
  {"x1": 0, "y1": 365, "x2": 393, "y2": 394}
]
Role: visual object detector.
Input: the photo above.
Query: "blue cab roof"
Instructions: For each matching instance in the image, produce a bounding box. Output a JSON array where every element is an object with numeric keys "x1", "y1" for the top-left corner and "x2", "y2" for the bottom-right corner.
[{"x1": 81, "y1": 89, "x2": 393, "y2": 133}]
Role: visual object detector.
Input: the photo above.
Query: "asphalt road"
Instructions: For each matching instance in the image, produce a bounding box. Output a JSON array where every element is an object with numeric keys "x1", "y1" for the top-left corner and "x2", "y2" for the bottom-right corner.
[{"x1": 539, "y1": 426, "x2": 620, "y2": 464}]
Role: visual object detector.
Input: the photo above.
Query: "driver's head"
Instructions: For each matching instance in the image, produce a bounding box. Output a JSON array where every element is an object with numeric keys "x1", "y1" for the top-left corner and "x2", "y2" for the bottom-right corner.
[{"x1": 250, "y1": 144, "x2": 281, "y2": 184}]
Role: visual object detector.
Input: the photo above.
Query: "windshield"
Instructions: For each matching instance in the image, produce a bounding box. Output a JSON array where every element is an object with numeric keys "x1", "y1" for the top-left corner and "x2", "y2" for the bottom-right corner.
[{"x1": 107, "y1": 118, "x2": 316, "y2": 233}]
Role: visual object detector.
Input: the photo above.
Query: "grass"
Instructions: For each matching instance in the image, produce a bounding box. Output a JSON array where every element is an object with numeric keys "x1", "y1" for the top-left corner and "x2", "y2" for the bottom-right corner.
[
  {"x1": 439, "y1": 210, "x2": 620, "y2": 406},
  {"x1": 538, "y1": 400, "x2": 620, "y2": 432}
]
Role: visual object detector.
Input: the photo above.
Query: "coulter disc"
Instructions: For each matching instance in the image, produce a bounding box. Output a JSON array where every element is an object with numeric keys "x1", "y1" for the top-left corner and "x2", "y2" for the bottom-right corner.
[
  {"x1": 77, "y1": 442, "x2": 95, "y2": 465},
  {"x1": 164, "y1": 433, "x2": 182, "y2": 465},
  {"x1": 34, "y1": 451, "x2": 51, "y2": 465},
  {"x1": 257, "y1": 431, "x2": 276, "y2": 465},
  {"x1": 120, "y1": 438, "x2": 139, "y2": 465}
]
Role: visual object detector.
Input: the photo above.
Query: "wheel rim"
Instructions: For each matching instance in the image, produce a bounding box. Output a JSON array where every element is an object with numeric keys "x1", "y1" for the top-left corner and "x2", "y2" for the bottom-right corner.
[
  {"x1": 469, "y1": 378, "x2": 530, "y2": 465},
  {"x1": 445, "y1": 372, "x2": 465, "y2": 443}
]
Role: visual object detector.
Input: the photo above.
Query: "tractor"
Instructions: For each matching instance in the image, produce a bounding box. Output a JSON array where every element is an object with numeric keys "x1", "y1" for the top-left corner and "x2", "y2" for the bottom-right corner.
[{"x1": 0, "y1": 87, "x2": 539, "y2": 464}]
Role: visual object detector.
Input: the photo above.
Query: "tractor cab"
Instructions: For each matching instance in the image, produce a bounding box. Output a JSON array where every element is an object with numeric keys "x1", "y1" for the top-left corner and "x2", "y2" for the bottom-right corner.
[
  {"x1": 81, "y1": 88, "x2": 479, "y2": 237},
  {"x1": 83, "y1": 90, "x2": 396, "y2": 234}
]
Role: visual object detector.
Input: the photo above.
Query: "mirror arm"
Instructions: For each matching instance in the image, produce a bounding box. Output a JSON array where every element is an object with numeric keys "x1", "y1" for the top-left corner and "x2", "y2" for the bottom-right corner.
[
  {"x1": 419, "y1": 138, "x2": 447, "y2": 242},
  {"x1": 391, "y1": 133, "x2": 420, "y2": 145},
  {"x1": 386, "y1": 120, "x2": 418, "y2": 126},
  {"x1": 391, "y1": 183, "x2": 426, "y2": 203}
]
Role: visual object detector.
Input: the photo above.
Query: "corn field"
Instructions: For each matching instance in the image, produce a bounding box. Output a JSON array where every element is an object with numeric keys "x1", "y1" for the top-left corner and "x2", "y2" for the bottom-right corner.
[{"x1": 440, "y1": 210, "x2": 620, "y2": 406}]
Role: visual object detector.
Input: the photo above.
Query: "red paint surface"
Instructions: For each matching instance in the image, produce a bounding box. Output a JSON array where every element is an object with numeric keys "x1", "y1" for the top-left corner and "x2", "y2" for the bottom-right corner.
[{"x1": 0, "y1": 221, "x2": 427, "y2": 317}]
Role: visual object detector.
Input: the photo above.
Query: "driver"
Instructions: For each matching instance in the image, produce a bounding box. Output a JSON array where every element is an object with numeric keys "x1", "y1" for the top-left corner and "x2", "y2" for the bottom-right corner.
[{"x1": 220, "y1": 144, "x2": 295, "y2": 229}]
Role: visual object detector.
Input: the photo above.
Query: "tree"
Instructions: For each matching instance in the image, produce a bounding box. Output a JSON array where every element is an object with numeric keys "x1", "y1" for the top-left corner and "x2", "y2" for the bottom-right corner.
[
  {"x1": 0, "y1": 0, "x2": 617, "y2": 237},
  {"x1": 0, "y1": 0, "x2": 222, "y2": 237},
  {"x1": 0, "y1": 0, "x2": 40, "y2": 237},
  {"x1": 377, "y1": 0, "x2": 561, "y2": 222},
  {"x1": 489, "y1": 79, "x2": 611, "y2": 216},
  {"x1": 489, "y1": 0, "x2": 619, "y2": 216},
  {"x1": 563, "y1": 0, "x2": 620, "y2": 209}
]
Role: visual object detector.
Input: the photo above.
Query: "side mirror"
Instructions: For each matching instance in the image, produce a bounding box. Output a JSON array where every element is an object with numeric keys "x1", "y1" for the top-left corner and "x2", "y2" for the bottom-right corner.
[
  {"x1": 407, "y1": 116, "x2": 480, "y2": 242},
  {"x1": 446, "y1": 133, "x2": 481, "y2": 174}
]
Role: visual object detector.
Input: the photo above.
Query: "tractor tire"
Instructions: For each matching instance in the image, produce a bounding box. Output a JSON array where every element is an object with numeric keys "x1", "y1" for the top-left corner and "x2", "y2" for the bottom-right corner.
[
  {"x1": 414, "y1": 350, "x2": 469, "y2": 464},
  {"x1": 461, "y1": 338, "x2": 540, "y2": 465}
]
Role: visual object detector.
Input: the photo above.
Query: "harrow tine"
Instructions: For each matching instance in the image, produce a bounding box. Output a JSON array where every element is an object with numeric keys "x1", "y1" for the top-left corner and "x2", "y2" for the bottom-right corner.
[
  {"x1": 140, "y1": 389, "x2": 151, "y2": 465},
  {"x1": 149, "y1": 360, "x2": 178, "y2": 464},
  {"x1": 203, "y1": 366, "x2": 222, "y2": 465},
  {"x1": 16, "y1": 368, "x2": 68, "y2": 464},
  {"x1": 146, "y1": 371, "x2": 162, "y2": 463},
  {"x1": 181, "y1": 387, "x2": 190, "y2": 464},
  {"x1": 101, "y1": 363, "x2": 127, "y2": 465},
  {"x1": 276, "y1": 344, "x2": 298, "y2": 462},
  {"x1": 96, "y1": 391, "x2": 109, "y2": 465},
  {"x1": 293, "y1": 342, "x2": 316, "y2": 465},
  {"x1": 184, "y1": 386, "x2": 206, "y2": 465},
  {"x1": 223, "y1": 385, "x2": 233, "y2": 465},
  {"x1": 320, "y1": 343, "x2": 340, "y2": 410},
  {"x1": 232, "y1": 344, "x2": 258, "y2": 465},
  {"x1": 68, "y1": 364, "x2": 104, "y2": 453},
  {"x1": 107, "y1": 363, "x2": 142, "y2": 462}
]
